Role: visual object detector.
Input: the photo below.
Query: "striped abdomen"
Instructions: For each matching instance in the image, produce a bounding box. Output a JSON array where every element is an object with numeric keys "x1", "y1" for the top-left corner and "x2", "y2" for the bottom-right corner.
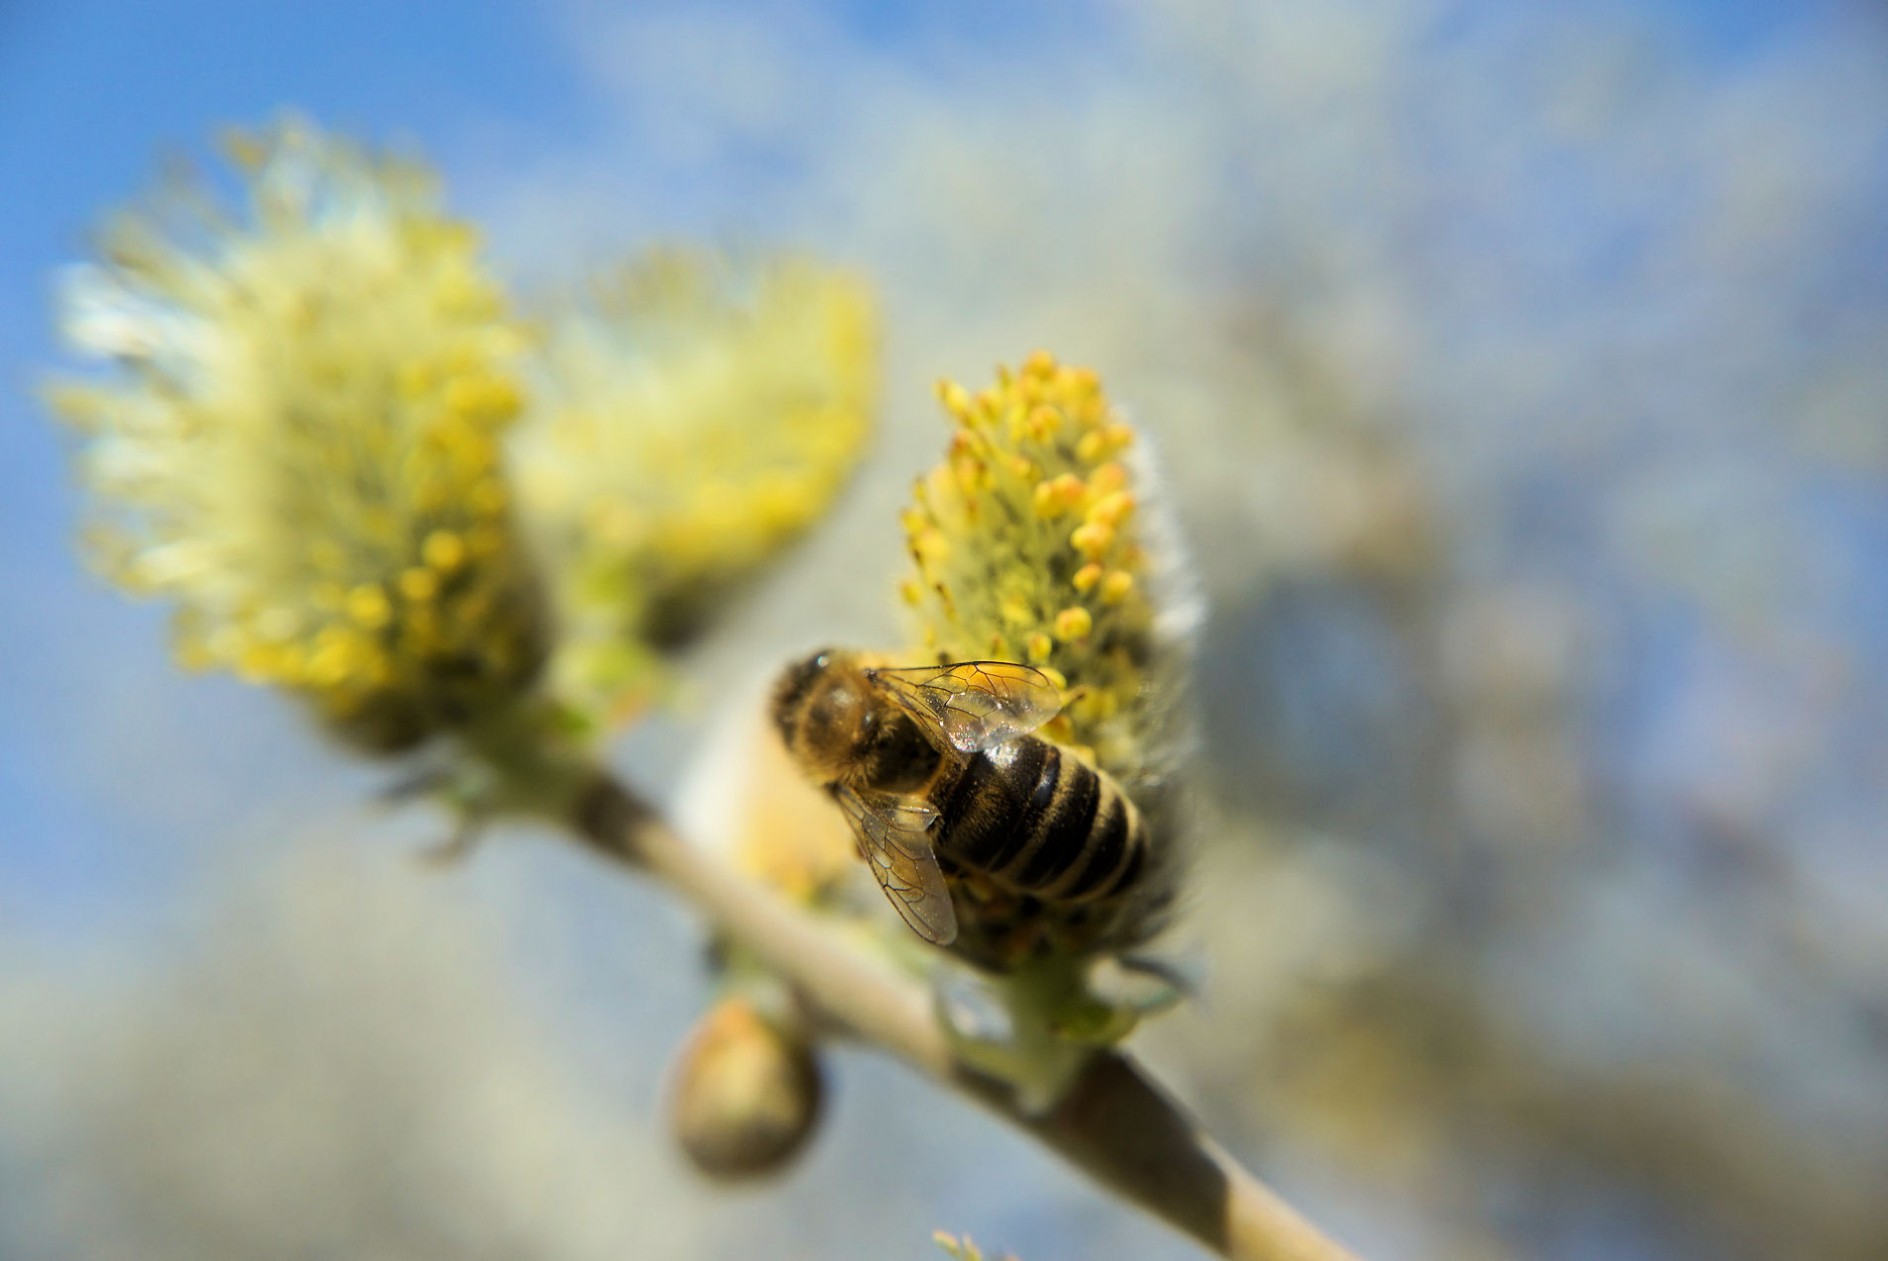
[{"x1": 930, "y1": 735, "x2": 1147, "y2": 905}]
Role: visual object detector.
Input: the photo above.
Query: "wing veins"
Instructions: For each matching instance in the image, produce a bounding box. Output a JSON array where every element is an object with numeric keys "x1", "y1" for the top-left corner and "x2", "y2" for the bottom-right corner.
[
  {"x1": 867, "y1": 660, "x2": 1063, "y2": 754},
  {"x1": 834, "y1": 786, "x2": 957, "y2": 945}
]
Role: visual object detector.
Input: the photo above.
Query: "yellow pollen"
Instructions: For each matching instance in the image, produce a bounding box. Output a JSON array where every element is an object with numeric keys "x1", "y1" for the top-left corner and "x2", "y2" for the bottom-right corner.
[
  {"x1": 1000, "y1": 595, "x2": 1035, "y2": 626},
  {"x1": 1070, "y1": 521, "x2": 1114, "y2": 560},
  {"x1": 1054, "y1": 606, "x2": 1094, "y2": 642},
  {"x1": 1026, "y1": 404, "x2": 1062, "y2": 442},
  {"x1": 305, "y1": 629, "x2": 366, "y2": 687},
  {"x1": 1090, "y1": 462, "x2": 1129, "y2": 494},
  {"x1": 398, "y1": 566, "x2": 440, "y2": 602},
  {"x1": 1033, "y1": 473, "x2": 1085, "y2": 519},
  {"x1": 422, "y1": 529, "x2": 466, "y2": 571},
  {"x1": 1088, "y1": 490, "x2": 1136, "y2": 528},
  {"x1": 937, "y1": 379, "x2": 973, "y2": 420},
  {"x1": 1100, "y1": 570, "x2": 1136, "y2": 604},
  {"x1": 1072, "y1": 562, "x2": 1103, "y2": 592},
  {"x1": 1026, "y1": 632, "x2": 1054, "y2": 662},
  {"x1": 913, "y1": 527, "x2": 951, "y2": 566},
  {"x1": 346, "y1": 584, "x2": 392, "y2": 629}
]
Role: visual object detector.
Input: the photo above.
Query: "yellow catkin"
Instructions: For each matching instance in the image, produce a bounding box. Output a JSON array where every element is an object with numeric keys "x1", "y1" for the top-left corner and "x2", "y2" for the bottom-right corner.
[
  {"x1": 512, "y1": 249, "x2": 877, "y2": 727},
  {"x1": 50, "y1": 118, "x2": 547, "y2": 752},
  {"x1": 900, "y1": 353, "x2": 1164, "y2": 786}
]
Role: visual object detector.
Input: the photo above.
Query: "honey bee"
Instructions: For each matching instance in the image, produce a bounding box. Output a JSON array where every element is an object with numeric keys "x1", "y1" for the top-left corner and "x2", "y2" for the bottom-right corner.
[{"x1": 771, "y1": 650, "x2": 1154, "y2": 956}]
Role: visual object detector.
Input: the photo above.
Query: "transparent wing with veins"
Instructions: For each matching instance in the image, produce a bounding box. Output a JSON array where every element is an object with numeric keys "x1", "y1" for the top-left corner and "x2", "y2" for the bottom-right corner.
[
  {"x1": 865, "y1": 660, "x2": 1064, "y2": 754},
  {"x1": 833, "y1": 785, "x2": 958, "y2": 946}
]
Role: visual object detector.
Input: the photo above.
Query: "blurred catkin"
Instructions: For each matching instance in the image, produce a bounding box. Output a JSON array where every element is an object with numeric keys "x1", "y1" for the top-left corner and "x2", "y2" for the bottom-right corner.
[
  {"x1": 48, "y1": 118, "x2": 546, "y2": 752},
  {"x1": 515, "y1": 251, "x2": 877, "y2": 728}
]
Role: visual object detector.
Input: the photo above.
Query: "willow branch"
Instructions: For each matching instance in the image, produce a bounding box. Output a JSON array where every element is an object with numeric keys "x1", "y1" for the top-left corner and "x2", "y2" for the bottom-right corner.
[{"x1": 569, "y1": 774, "x2": 1361, "y2": 1261}]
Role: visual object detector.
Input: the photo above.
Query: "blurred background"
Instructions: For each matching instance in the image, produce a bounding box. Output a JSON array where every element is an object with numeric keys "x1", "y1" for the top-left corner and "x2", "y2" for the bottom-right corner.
[{"x1": 4, "y1": 2, "x2": 1888, "y2": 1258}]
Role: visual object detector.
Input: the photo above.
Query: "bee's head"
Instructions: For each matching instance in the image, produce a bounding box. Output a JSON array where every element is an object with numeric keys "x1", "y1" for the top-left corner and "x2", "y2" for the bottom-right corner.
[
  {"x1": 772, "y1": 647, "x2": 833, "y2": 729},
  {"x1": 772, "y1": 648, "x2": 868, "y2": 768}
]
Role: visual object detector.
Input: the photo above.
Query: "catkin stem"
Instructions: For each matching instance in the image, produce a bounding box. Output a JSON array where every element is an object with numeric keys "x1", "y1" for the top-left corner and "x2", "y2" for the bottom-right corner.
[{"x1": 569, "y1": 774, "x2": 1363, "y2": 1261}]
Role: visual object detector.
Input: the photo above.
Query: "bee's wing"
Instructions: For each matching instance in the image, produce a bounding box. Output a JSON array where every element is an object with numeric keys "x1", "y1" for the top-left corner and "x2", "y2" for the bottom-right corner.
[
  {"x1": 867, "y1": 660, "x2": 1064, "y2": 754},
  {"x1": 834, "y1": 786, "x2": 958, "y2": 946}
]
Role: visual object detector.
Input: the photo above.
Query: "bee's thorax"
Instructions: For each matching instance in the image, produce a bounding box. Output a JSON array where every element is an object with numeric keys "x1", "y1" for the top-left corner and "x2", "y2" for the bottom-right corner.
[
  {"x1": 775, "y1": 651, "x2": 945, "y2": 793},
  {"x1": 857, "y1": 709, "x2": 942, "y2": 793}
]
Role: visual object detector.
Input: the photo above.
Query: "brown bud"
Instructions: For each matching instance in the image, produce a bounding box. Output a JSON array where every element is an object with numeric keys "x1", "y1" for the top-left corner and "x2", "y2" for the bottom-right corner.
[{"x1": 668, "y1": 996, "x2": 824, "y2": 1182}]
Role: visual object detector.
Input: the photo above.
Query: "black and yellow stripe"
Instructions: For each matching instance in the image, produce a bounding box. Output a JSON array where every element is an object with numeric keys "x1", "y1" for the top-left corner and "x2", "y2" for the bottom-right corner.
[{"x1": 933, "y1": 737, "x2": 1147, "y2": 905}]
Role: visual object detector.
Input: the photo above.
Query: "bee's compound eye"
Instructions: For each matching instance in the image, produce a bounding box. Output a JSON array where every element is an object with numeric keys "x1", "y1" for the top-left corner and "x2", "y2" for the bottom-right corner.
[{"x1": 813, "y1": 652, "x2": 831, "y2": 669}]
